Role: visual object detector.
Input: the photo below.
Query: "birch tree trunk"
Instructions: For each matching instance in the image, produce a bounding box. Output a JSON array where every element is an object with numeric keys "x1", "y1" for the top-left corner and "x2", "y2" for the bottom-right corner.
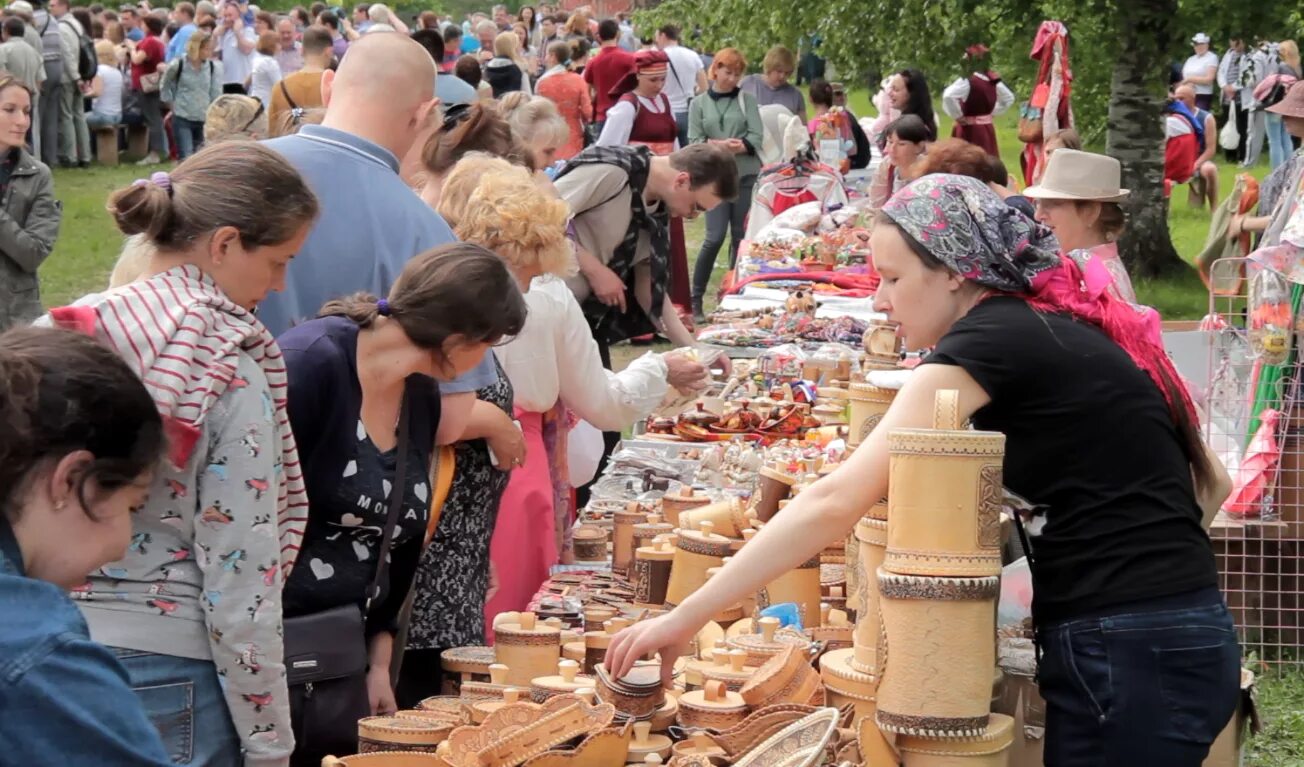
[{"x1": 1106, "y1": 0, "x2": 1188, "y2": 278}]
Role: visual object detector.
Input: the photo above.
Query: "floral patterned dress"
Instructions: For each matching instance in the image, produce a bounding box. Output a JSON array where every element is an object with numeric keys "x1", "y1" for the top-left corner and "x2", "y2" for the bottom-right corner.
[{"x1": 405, "y1": 360, "x2": 514, "y2": 653}]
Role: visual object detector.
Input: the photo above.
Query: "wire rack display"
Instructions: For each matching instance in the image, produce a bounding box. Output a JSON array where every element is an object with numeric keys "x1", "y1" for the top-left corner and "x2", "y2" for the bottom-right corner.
[{"x1": 1205, "y1": 257, "x2": 1302, "y2": 666}]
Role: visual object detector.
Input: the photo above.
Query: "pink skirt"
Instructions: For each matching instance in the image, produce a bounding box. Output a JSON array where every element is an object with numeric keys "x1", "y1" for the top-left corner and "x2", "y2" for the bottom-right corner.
[{"x1": 484, "y1": 409, "x2": 556, "y2": 637}]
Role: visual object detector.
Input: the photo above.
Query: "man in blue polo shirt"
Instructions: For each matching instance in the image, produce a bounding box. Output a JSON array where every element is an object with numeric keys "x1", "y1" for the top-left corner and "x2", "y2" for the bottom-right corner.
[{"x1": 262, "y1": 33, "x2": 497, "y2": 440}]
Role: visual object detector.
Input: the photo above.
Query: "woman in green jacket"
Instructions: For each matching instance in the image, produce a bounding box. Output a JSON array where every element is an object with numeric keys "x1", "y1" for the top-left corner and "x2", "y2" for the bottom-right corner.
[
  {"x1": 687, "y1": 47, "x2": 763, "y2": 322},
  {"x1": 0, "y1": 74, "x2": 61, "y2": 332}
]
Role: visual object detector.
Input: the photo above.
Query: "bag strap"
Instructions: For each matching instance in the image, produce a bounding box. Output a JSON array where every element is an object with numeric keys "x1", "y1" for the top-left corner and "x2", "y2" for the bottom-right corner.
[
  {"x1": 364, "y1": 392, "x2": 411, "y2": 612},
  {"x1": 423, "y1": 445, "x2": 456, "y2": 546},
  {"x1": 279, "y1": 78, "x2": 298, "y2": 109}
]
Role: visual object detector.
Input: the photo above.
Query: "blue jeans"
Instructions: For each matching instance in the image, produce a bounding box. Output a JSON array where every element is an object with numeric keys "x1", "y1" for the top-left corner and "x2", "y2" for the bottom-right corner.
[
  {"x1": 112, "y1": 649, "x2": 242, "y2": 766},
  {"x1": 675, "y1": 110, "x2": 690, "y2": 149},
  {"x1": 173, "y1": 116, "x2": 205, "y2": 161},
  {"x1": 1267, "y1": 112, "x2": 1294, "y2": 172},
  {"x1": 1037, "y1": 586, "x2": 1241, "y2": 766},
  {"x1": 85, "y1": 111, "x2": 121, "y2": 129}
]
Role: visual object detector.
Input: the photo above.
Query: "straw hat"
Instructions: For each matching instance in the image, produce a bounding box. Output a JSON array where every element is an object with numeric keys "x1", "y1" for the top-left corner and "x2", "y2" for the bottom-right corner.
[
  {"x1": 1268, "y1": 81, "x2": 1304, "y2": 119},
  {"x1": 1022, "y1": 149, "x2": 1130, "y2": 203}
]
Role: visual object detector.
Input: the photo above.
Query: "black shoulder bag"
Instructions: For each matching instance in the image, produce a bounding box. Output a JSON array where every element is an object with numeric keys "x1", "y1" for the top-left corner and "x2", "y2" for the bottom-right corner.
[{"x1": 285, "y1": 394, "x2": 410, "y2": 764}]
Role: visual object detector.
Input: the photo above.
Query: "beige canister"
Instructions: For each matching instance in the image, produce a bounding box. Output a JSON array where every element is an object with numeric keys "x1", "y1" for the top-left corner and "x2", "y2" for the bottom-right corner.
[
  {"x1": 492, "y1": 612, "x2": 561, "y2": 688},
  {"x1": 751, "y1": 465, "x2": 797, "y2": 522},
  {"x1": 660, "y1": 486, "x2": 712, "y2": 527},
  {"x1": 678, "y1": 497, "x2": 752, "y2": 538},
  {"x1": 884, "y1": 390, "x2": 1005, "y2": 578},
  {"x1": 818, "y1": 646, "x2": 877, "y2": 725},
  {"x1": 851, "y1": 515, "x2": 889, "y2": 675},
  {"x1": 356, "y1": 716, "x2": 450, "y2": 754},
  {"x1": 897, "y1": 713, "x2": 1014, "y2": 766},
  {"x1": 612, "y1": 502, "x2": 648, "y2": 577},
  {"x1": 631, "y1": 514, "x2": 675, "y2": 560},
  {"x1": 756, "y1": 553, "x2": 823, "y2": 627},
  {"x1": 664, "y1": 523, "x2": 732, "y2": 607},
  {"x1": 846, "y1": 383, "x2": 896, "y2": 448},
  {"x1": 875, "y1": 570, "x2": 999, "y2": 739}
]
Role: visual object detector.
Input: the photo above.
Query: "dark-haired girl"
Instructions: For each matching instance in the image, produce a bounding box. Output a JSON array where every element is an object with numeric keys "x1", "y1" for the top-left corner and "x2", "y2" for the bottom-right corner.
[
  {"x1": 0, "y1": 327, "x2": 171, "y2": 766},
  {"x1": 887, "y1": 68, "x2": 937, "y2": 142},
  {"x1": 49, "y1": 141, "x2": 318, "y2": 766},
  {"x1": 277, "y1": 244, "x2": 527, "y2": 761},
  {"x1": 869, "y1": 114, "x2": 931, "y2": 208},
  {"x1": 607, "y1": 175, "x2": 1240, "y2": 765}
]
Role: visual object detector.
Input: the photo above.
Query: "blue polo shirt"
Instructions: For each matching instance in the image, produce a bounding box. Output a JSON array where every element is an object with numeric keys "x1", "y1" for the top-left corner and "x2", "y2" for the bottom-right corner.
[
  {"x1": 165, "y1": 22, "x2": 196, "y2": 61},
  {"x1": 436, "y1": 72, "x2": 478, "y2": 105},
  {"x1": 260, "y1": 125, "x2": 495, "y2": 392}
]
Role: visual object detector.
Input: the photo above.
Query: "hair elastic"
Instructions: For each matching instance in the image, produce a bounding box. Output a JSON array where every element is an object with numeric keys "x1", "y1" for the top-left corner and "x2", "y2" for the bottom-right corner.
[
  {"x1": 133, "y1": 171, "x2": 174, "y2": 196},
  {"x1": 376, "y1": 298, "x2": 391, "y2": 316}
]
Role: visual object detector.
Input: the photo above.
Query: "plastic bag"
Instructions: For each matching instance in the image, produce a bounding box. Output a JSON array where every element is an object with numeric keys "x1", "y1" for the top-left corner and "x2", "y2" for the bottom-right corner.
[
  {"x1": 1220, "y1": 117, "x2": 1241, "y2": 151},
  {"x1": 1248, "y1": 266, "x2": 1293, "y2": 364},
  {"x1": 998, "y1": 557, "x2": 1034, "y2": 630}
]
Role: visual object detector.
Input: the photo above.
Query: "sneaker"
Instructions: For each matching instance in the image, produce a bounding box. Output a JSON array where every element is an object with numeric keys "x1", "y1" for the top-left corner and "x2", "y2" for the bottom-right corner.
[{"x1": 135, "y1": 152, "x2": 161, "y2": 166}]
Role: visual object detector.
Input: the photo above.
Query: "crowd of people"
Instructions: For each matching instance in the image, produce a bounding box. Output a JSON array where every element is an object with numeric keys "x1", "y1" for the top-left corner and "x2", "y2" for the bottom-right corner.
[{"x1": 3, "y1": 2, "x2": 1303, "y2": 765}]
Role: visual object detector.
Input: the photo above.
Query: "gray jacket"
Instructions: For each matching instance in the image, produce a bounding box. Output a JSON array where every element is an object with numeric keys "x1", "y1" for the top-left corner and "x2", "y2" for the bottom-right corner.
[{"x1": 0, "y1": 148, "x2": 61, "y2": 330}]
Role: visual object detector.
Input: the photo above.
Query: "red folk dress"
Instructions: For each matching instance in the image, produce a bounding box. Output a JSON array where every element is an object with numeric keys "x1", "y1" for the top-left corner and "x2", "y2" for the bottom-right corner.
[{"x1": 952, "y1": 73, "x2": 1001, "y2": 158}]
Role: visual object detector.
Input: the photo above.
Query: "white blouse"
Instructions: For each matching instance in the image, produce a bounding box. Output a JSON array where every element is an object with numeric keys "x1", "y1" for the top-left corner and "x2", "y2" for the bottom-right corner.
[
  {"x1": 596, "y1": 94, "x2": 679, "y2": 149},
  {"x1": 940, "y1": 74, "x2": 1016, "y2": 120},
  {"x1": 496, "y1": 277, "x2": 670, "y2": 428}
]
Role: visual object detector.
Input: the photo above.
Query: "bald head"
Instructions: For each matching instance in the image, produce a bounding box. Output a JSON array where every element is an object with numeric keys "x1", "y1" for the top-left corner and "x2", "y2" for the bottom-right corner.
[
  {"x1": 323, "y1": 33, "x2": 439, "y2": 159},
  {"x1": 332, "y1": 32, "x2": 436, "y2": 107},
  {"x1": 1174, "y1": 84, "x2": 1196, "y2": 108}
]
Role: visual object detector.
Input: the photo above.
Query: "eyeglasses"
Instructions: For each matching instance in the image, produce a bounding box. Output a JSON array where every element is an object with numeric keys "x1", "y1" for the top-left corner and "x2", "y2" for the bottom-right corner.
[
  {"x1": 441, "y1": 101, "x2": 471, "y2": 131},
  {"x1": 239, "y1": 99, "x2": 265, "y2": 133}
]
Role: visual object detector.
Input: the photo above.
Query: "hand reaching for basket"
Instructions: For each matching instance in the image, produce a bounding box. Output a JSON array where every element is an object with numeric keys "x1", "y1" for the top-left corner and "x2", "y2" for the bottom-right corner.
[{"x1": 604, "y1": 610, "x2": 699, "y2": 689}]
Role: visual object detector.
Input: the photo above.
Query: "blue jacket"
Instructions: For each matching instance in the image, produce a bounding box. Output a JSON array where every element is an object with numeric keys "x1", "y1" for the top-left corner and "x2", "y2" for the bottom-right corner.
[{"x1": 0, "y1": 519, "x2": 172, "y2": 766}]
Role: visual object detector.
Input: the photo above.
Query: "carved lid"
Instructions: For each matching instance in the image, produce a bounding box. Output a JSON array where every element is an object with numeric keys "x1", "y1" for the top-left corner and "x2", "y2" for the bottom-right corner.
[{"x1": 679, "y1": 680, "x2": 747, "y2": 712}]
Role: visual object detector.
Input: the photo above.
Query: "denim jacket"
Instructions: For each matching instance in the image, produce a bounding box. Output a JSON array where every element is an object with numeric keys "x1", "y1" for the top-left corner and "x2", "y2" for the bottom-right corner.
[{"x1": 0, "y1": 519, "x2": 171, "y2": 766}]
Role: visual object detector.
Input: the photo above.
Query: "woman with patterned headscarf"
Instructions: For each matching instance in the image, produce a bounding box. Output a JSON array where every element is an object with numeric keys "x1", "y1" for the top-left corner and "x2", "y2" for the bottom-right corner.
[{"x1": 604, "y1": 174, "x2": 1240, "y2": 764}]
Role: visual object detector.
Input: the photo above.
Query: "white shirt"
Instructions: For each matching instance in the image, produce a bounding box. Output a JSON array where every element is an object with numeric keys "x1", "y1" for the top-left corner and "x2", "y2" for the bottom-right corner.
[
  {"x1": 92, "y1": 63, "x2": 123, "y2": 117},
  {"x1": 1165, "y1": 113, "x2": 1193, "y2": 138},
  {"x1": 496, "y1": 277, "x2": 669, "y2": 425},
  {"x1": 596, "y1": 93, "x2": 679, "y2": 148},
  {"x1": 660, "y1": 43, "x2": 703, "y2": 113},
  {"x1": 1182, "y1": 51, "x2": 1220, "y2": 95},
  {"x1": 248, "y1": 53, "x2": 282, "y2": 106},
  {"x1": 219, "y1": 26, "x2": 256, "y2": 85},
  {"x1": 940, "y1": 74, "x2": 1015, "y2": 119}
]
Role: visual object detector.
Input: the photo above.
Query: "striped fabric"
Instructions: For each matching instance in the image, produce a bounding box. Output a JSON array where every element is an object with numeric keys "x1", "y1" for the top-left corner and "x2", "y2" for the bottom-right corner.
[{"x1": 48, "y1": 264, "x2": 307, "y2": 575}]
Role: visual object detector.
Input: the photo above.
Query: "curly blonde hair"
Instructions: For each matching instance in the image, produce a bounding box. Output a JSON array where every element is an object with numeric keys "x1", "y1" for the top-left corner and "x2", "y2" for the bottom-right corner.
[{"x1": 438, "y1": 154, "x2": 576, "y2": 278}]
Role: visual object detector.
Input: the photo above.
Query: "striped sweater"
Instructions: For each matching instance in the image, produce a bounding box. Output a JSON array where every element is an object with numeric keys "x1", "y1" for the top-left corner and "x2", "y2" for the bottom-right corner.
[{"x1": 46, "y1": 265, "x2": 307, "y2": 765}]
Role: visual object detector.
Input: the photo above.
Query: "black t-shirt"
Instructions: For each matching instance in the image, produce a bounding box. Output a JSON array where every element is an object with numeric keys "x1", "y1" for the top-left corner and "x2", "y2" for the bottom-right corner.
[{"x1": 926, "y1": 297, "x2": 1218, "y2": 624}]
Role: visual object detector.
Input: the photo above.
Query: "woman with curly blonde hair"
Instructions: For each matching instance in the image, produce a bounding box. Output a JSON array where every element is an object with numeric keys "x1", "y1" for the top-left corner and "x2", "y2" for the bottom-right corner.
[
  {"x1": 395, "y1": 156, "x2": 706, "y2": 686},
  {"x1": 454, "y1": 155, "x2": 706, "y2": 608}
]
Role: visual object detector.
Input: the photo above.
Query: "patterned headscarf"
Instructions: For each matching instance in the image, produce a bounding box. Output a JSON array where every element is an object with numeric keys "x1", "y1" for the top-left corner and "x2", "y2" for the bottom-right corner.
[
  {"x1": 882, "y1": 173, "x2": 1200, "y2": 428},
  {"x1": 881, "y1": 173, "x2": 1061, "y2": 293}
]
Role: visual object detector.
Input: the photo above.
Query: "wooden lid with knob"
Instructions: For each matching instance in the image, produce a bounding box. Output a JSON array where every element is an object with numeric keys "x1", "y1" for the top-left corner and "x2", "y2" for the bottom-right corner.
[{"x1": 626, "y1": 721, "x2": 672, "y2": 761}]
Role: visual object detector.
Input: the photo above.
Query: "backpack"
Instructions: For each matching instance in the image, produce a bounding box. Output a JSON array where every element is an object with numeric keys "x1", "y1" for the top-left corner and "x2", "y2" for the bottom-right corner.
[{"x1": 61, "y1": 20, "x2": 96, "y2": 81}]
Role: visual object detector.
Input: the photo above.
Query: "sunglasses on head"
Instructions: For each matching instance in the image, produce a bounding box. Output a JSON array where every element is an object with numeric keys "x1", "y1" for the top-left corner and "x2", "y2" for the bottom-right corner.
[
  {"x1": 240, "y1": 99, "x2": 265, "y2": 133},
  {"x1": 441, "y1": 101, "x2": 472, "y2": 131}
]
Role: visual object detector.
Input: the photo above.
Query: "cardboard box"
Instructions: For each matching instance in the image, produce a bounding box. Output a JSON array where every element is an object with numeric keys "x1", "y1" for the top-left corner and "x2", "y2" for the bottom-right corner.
[
  {"x1": 1202, "y1": 669, "x2": 1257, "y2": 767},
  {"x1": 995, "y1": 670, "x2": 1045, "y2": 767}
]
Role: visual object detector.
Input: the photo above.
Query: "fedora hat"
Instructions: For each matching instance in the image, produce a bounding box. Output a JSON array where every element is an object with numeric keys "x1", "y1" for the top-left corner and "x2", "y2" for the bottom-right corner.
[
  {"x1": 1268, "y1": 81, "x2": 1304, "y2": 118},
  {"x1": 1023, "y1": 149, "x2": 1130, "y2": 203}
]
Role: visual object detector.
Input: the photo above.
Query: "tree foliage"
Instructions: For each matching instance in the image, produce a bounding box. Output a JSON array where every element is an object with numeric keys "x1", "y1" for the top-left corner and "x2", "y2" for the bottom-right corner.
[{"x1": 638, "y1": 0, "x2": 1293, "y2": 143}]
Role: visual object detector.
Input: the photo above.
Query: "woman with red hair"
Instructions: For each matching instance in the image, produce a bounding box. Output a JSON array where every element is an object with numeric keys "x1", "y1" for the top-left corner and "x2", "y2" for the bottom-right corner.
[{"x1": 686, "y1": 47, "x2": 763, "y2": 321}]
